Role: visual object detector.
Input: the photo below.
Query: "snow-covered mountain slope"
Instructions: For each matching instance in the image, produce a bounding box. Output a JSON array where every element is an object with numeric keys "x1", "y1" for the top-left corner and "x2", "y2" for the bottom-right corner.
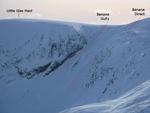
[
  {"x1": 0, "y1": 19, "x2": 87, "y2": 79},
  {"x1": 60, "y1": 80, "x2": 150, "y2": 113},
  {"x1": 0, "y1": 18, "x2": 150, "y2": 113}
]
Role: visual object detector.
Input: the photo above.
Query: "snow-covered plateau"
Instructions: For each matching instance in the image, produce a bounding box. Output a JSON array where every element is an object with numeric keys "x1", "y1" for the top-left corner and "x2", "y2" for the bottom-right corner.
[{"x1": 0, "y1": 18, "x2": 150, "y2": 113}]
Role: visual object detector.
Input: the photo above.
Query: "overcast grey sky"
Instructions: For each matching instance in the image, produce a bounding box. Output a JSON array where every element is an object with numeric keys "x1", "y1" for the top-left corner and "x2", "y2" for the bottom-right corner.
[{"x1": 0, "y1": 0, "x2": 150, "y2": 24}]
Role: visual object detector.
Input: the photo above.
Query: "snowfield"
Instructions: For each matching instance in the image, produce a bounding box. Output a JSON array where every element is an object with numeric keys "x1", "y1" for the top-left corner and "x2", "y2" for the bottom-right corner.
[{"x1": 0, "y1": 18, "x2": 150, "y2": 113}]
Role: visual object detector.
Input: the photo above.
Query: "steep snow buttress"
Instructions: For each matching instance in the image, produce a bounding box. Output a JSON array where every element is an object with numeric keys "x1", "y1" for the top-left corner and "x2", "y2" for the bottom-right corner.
[{"x1": 0, "y1": 19, "x2": 87, "y2": 79}]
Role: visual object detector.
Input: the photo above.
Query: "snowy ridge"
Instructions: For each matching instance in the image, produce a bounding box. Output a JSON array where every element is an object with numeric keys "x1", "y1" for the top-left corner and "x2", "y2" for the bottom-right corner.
[{"x1": 60, "y1": 80, "x2": 150, "y2": 113}]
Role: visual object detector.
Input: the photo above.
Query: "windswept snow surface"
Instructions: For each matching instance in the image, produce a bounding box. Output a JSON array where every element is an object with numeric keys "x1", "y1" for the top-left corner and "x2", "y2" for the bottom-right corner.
[
  {"x1": 60, "y1": 80, "x2": 150, "y2": 113},
  {"x1": 0, "y1": 18, "x2": 150, "y2": 113}
]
